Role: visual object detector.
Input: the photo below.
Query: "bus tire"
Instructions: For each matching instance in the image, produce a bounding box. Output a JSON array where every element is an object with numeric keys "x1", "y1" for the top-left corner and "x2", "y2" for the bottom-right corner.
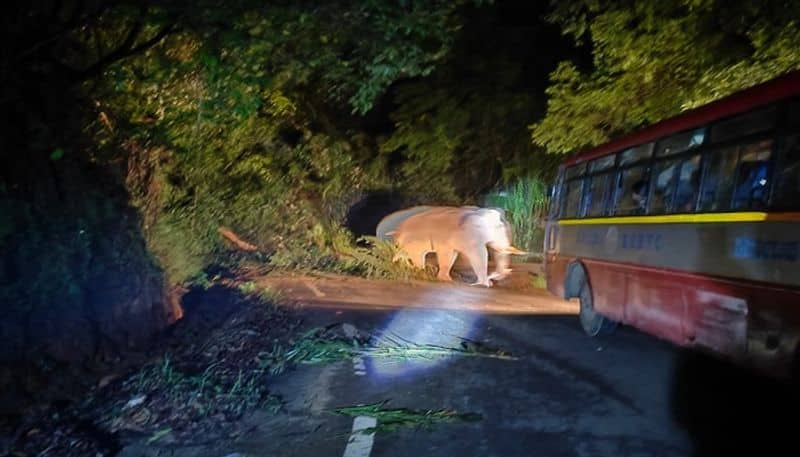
[{"x1": 568, "y1": 264, "x2": 617, "y2": 337}]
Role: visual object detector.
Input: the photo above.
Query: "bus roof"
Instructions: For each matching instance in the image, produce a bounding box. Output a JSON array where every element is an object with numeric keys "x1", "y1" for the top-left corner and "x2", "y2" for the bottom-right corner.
[{"x1": 563, "y1": 70, "x2": 800, "y2": 167}]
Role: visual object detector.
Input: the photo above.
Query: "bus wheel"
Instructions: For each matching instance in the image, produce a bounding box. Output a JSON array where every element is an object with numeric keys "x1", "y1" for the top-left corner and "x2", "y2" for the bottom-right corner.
[{"x1": 578, "y1": 279, "x2": 617, "y2": 337}]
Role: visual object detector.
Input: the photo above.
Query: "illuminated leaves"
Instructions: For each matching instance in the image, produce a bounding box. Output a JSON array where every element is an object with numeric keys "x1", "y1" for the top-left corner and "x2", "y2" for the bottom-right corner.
[{"x1": 532, "y1": 0, "x2": 800, "y2": 154}]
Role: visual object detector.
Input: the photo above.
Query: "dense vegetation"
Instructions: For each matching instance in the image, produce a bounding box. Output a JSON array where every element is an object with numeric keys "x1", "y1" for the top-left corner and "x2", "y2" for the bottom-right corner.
[
  {"x1": 1, "y1": 0, "x2": 799, "y2": 396},
  {"x1": 532, "y1": 0, "x2": 800, "y2": 153}
]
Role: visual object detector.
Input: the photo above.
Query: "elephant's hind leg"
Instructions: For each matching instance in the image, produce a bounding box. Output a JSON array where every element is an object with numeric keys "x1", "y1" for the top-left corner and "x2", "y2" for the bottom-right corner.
[{"x1": 436, "y1": 249, "x2": 458, "y2": 281}]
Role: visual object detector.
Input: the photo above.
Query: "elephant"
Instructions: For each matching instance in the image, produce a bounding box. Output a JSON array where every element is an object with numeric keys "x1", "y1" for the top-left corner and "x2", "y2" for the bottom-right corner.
[
  {"x1": 375, "y1": 205, "x2": 479, "y2": 241},
  {"x1": 384, "y1": 206, "x2": 526, "y2": 287},
  {"x1": 375, "y1": 205, "x2": 434, "y2": 241}
]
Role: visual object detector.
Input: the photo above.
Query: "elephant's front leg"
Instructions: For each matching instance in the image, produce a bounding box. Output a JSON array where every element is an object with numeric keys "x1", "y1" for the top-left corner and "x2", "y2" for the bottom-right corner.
[
  {"x1": 463, "y1": 244, "x2": 491, "y2": 287},
  {"x1": 488, "y1": 251, "x2": 512, "y2": 282},
  {"x1": 436, "y1": 249, "x2": 458, "y2": 281}
]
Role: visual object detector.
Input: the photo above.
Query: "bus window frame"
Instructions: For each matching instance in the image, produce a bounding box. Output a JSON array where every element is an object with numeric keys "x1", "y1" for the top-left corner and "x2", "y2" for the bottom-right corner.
[
  {"x1": 564, "y1": 153, "x2": 620, "y2": 218},
  {"x1": 702, "y1": 100, "x2": 784, "y2": 212},
  {"x1": 553, "y1": 98, "x2": 795, "y2": 220}
]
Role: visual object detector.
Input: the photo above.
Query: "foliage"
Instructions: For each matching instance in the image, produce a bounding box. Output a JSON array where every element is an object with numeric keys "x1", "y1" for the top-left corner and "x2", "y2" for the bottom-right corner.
[
  {"x1": 333, "y1": 401, "x2": 482, "y2": 434},
  {"x1": 77, "y1": 1, "x2": 491, "y2": 283},
  {"x1": 268, "y1": 224, "x2": 436, "y2": 281},
  {"x1": 484, "y1": 176, "x2": 549, "y2": 255},
  {"x1": 532, "y1": 0, "x2": 800, "y2": 154},
  {"x1": 380, "y1": 6, "x2": 563, "y2": 201},
  {"x1": 262, "y1": 326, "x2": 516, "y2": 376},
  {"x1": 124, "y1": 354, "x2": 278, "y2": 420}
]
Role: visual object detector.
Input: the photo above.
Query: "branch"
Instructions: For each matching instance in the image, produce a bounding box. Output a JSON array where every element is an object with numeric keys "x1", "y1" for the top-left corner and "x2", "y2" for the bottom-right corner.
[
  {"x1": 218, "y1": 227, "x2": 258, "y2": 251},
  {"x1": 77, "y1": 20, "x2": 177, "y2": 81}
]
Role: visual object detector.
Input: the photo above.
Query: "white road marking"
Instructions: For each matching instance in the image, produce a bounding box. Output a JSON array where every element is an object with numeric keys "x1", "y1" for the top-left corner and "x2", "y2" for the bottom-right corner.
[
  {"x1": 343, "y1": 416, "x2": 377, "y2": 457},
  {"x1": 353, "y1": 356, "x2": 367, "y2": 376}
]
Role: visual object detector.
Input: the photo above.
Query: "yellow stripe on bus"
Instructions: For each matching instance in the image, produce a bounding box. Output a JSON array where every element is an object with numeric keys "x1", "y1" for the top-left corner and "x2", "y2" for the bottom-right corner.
[{"x1": 558, "y1": 212, "x2": 800, "y2": 225}]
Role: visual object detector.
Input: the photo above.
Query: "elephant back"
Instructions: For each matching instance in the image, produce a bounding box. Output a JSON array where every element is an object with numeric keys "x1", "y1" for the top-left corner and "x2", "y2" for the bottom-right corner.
[{"x1": 375, "y1": 206, "x2": 434, "y2": 240}]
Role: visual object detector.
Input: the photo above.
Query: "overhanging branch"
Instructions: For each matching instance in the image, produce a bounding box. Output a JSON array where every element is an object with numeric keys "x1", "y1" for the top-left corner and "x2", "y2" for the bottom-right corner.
[{"x1": 77, "y1": 21, "x2": 177, "y2": 81}]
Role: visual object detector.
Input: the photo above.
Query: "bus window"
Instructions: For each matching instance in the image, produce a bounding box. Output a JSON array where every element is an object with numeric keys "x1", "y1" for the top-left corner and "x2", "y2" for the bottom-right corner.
[
  {"x1": 655, "y1": 128, "x2": 705, "y2": 157},
  {"x1": 772, "y1": 135, "x2": 800, "y2": 210},
  {"x1": 711, "y1": 106, "x2": 776, "y2": 143},
  {"x1": 619, "y1": 142, "x2": 654, "y2": 166},
  {"x1": 565, "y1": 163, "x2": 586, "y2": 180},
  {"x1": 698, "y1": 147, "x2": 739, "y2": 211},
  {"x1": 674, "y1": 155, "x2": 702, "y2": 212},
  {"x1": 562, "y1": 179, "x2": 584, "y2": 218},
  {"x1": 732, "y1": 140, "x2": 773, "y2": 210},
  {"x1": 588, "y1": 154, "x2": 615, "y2": 173},
  {"x1": 583, "y1": 172, "x2": 614, "y2": 217},
  {"x1": 651, "y1": 155, "x2": 702, "y2": 213},
  {"x1": 650, "y1": 159, "x2": 679, "y2": 213},
  {"x1": 613, "y1": 165, "x2": 649, "y2": 215},
  {"x1": 548, "y1": 172, "x2": 564, "y2": 219}
]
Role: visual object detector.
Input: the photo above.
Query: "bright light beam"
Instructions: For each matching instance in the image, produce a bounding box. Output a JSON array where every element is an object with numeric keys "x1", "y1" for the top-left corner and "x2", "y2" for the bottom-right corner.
[{"x1": 368, "y1": 288, "x2": 483, "y2": 378}]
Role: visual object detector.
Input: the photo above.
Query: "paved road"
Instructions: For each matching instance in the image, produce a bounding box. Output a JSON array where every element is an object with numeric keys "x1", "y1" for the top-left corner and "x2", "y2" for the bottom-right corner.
[
  {"x1": 250, "y1": 275, "x2": 686, "y2": 457},
  {"x1": 126, "y1": 275, "x2": 800, "y2": 457}
]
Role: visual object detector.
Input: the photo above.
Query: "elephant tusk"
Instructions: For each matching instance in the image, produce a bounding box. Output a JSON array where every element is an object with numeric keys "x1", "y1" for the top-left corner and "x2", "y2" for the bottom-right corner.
[{"x1": 503, "y1": 246, "x2": 528, "y2": 256}]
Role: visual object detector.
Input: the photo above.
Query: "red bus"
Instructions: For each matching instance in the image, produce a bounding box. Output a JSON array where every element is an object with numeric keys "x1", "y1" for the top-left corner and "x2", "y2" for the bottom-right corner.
[{"x1": 543, "y1": 70, "x2": 800, "y2": 379}]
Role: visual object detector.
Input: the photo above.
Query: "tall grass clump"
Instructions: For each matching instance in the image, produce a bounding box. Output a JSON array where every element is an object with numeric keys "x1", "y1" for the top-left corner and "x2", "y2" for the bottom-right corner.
[{"x1": 483, "y1": 176, "x2": 549, "y2": 259}]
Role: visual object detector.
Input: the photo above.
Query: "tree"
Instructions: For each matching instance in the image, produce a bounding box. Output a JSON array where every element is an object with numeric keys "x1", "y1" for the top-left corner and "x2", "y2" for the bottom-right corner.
[
  {"x1": 379, "y1": 3, "x2": 567, "y2": 202},
  {"x1": 531, "y1": 0, "x2": 800, "y2": 154}
]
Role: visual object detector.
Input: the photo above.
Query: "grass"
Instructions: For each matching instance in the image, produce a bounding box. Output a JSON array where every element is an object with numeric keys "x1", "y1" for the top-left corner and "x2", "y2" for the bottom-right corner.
[
  {"x1": 484, "y1": 175, "x2": 549, "y2": 257},
  {"x1": 125, "y1": 353, "x2": 281, "y2": 422},
  {"x1": 531, "y1": 274, "x2": 547, "y2": 289},
  {"x1": 333, "y1": 401, "x2": 482, "y2": 434},
  {"x1": 268, "y1": 223, "x2": 436, "y2": 282}
]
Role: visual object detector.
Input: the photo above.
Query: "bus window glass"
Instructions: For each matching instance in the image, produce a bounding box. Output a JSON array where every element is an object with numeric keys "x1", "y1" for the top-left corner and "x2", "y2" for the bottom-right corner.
[
  {"x1": 655, "y1": 128, "x2": 705, "y2": 157},
  {"x1": 698, "y1": 147, "x2": 739, "y2": 211},
  {"x1": 650, "y1": 159, "x2": 679, "y2": 213},
  {"x1": 652, "y1": 156, "x2": 702, "y2": 213},
  {"x1": 674, "y1": 155, "x2": 702, "y2": 212},
  {"x1": 772, "y1": 135, "x2": 800, "y2": 209},
  {"x1": 565, "y1": 163, "x2": 586, "y2": 180},
  {"x1": 619, "y1": 143, "x2": 654, "y2": 166},
  {"x1": 588, "y1": 154, "x2": 615, "y2": 173},
  {"x1": 711, "y1": 106, "x2": 776, "y2": 143},
  {"x1": 732, "y1": 139, "x2": 773, "y2": 210},
  {"x1": 562, "y1": 179, "x2": 584, "y2": 218},
  {"x1": 548, "y1": 172, "x2": 564, "y2": 219},
  {"x1": 584, "y1": 172, "x2": 613, "y2": 217},
  {"x1": 613, "y1": 166, "x2": 649, "y2": 215}
]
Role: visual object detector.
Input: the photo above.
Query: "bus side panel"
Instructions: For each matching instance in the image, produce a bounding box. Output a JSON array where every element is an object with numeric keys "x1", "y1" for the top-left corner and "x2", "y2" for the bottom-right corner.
[
  {"x1": 582, "y1": 259, "x2": 627, "y2": 322},
  {"x1": 545, "y1": 253, "x2": 569, "y2": 299},
  {"x1": 580, "y1": 259, "x2": 800, "y2": 376}
]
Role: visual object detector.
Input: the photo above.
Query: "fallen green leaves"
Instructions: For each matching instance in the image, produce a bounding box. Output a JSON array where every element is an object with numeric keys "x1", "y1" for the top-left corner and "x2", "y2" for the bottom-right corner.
[
  {"x1": 333, "y1": 401, "x2": 482, "y2": 434},
  {"x1": 261, "y1": 325, "x2": 516, "y2": 376}
]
